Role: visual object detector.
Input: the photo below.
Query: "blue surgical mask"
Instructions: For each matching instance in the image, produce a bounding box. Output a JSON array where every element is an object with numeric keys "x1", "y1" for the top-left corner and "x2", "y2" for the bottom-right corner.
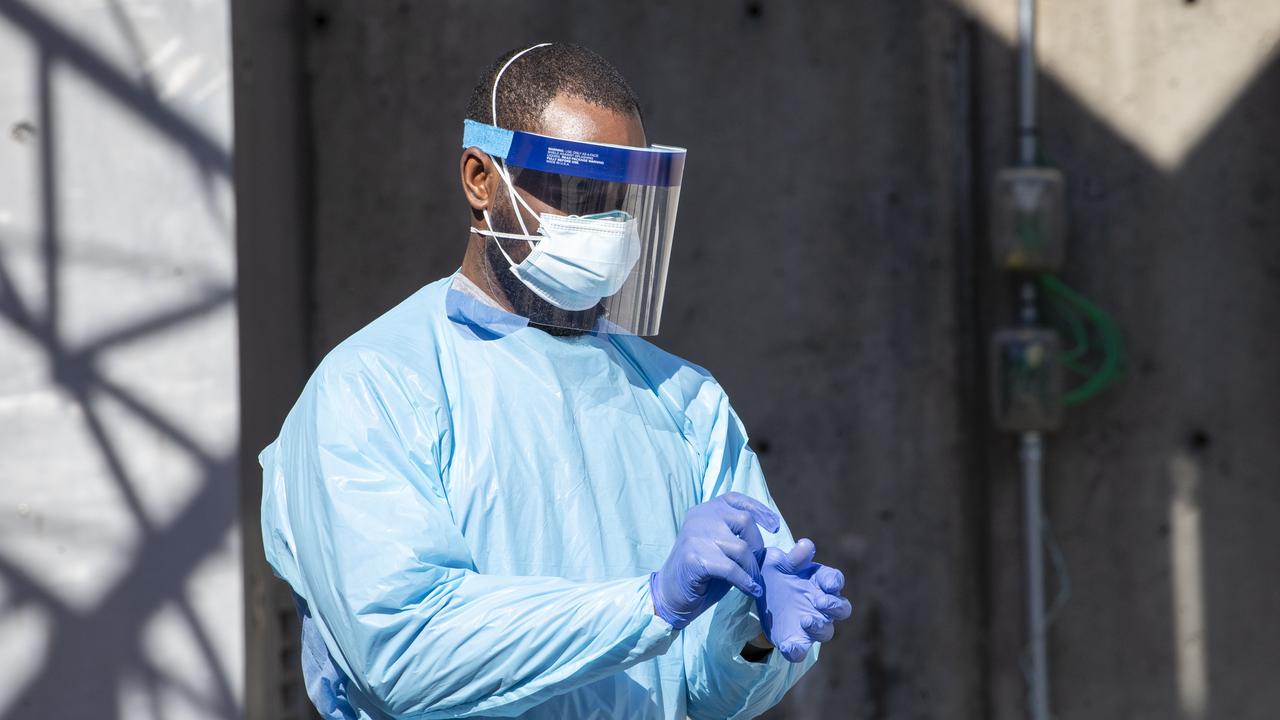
[
  {"x1": 506, "y1": 210, "x2": 641, "y2": 311},
  {"x1": 470, "y1": 170, "x2": 642, "y2": 311}
]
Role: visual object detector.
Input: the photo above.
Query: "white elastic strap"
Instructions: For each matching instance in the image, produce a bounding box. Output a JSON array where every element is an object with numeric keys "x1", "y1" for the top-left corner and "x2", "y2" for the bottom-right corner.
[
  {"x1": 471, "y1": 221, "x2": 540, "y2": 245},
  {"x1": 493, "y1": 161, "x2": 538, "y2": 239},
  {"x1": 490, "y1": 42, "x2": 552, "y2": 128},
  {"x1": 490, "y1": 42, "x2": 551, "y2": 242},
  {"x1": 476, "y1": 211, "x2": 539, "y2": 270}
]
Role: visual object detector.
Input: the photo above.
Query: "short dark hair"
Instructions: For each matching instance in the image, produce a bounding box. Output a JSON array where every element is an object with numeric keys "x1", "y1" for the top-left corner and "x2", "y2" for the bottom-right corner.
[{"x1": 465, "y1": 43, "x2": 642, "y2": 133}]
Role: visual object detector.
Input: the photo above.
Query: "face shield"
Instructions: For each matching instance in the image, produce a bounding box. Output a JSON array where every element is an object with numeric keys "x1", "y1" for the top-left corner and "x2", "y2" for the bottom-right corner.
[{"x1": 464, "y1": 118, "x2": 686, "y2": 336}]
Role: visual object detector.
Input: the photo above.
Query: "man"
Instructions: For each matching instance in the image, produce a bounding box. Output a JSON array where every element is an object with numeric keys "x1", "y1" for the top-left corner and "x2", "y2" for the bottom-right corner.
[{"x1": 260, "y1": 43, "x2": 851, "y2": 720}]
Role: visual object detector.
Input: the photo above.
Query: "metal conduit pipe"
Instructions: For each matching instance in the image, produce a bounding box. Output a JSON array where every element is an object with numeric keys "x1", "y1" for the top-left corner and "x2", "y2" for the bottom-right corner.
[
  {"x1": 1017, "y1": 1, "x2": 1051, "y2": 719},
  {"x1": 1022, "y1": 431, "x2": 1050, "y2": 720},
  {"x1": 1018, "y1": 0, "x2": 1038, "y2": 167}
]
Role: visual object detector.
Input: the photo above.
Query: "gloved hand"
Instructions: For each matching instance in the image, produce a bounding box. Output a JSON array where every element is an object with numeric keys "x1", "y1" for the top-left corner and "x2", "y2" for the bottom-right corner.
[
  {"x1": 650, "y1": 492, "x2": 781, "y2": 629},
  {"x1": 756, "y1": 538, "x2": 852, "y2": 662}
]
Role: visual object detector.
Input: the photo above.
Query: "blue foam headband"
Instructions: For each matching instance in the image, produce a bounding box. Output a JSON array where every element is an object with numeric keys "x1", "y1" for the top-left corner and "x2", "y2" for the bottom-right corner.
[{"x1": 462, "y1": 119, "x2": 684, "y2": 187}]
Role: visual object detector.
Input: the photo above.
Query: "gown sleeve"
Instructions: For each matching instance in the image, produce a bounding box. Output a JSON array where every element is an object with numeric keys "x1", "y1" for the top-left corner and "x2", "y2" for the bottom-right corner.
[
  {"x1": 259, "y1": 352, "x2": 677, "y2": 719},
  {"x1": 680, "y1": 383, "x2": 819, "y2": 720}
]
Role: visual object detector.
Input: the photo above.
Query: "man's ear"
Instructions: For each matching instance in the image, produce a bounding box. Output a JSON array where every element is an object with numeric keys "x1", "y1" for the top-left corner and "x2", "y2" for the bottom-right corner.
[{"x1": 460, "y1": 148, "x2": 496, "y2": 216}]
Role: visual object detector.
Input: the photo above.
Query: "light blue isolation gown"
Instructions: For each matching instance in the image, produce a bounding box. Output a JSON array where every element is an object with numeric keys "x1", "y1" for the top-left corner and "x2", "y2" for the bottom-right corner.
[{"x1": 259, "y1": 273, "x2": 817, "y2": 719}]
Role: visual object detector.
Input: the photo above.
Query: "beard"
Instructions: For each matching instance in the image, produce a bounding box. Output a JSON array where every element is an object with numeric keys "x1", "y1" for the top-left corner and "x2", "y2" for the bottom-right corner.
[{"x1": 481, "y1": 198, "x2": 603, "y2": 337}]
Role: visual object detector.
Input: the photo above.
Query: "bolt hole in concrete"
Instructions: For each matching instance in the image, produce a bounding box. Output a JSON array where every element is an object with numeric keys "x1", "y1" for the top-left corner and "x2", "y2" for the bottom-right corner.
[
  {"x1": 312, "y1": 11, "x2": 329, "y2": 30},
  {"x1": 10, "y1": 120, "x2": 37, "y2": 143},
  {"x1": 1188, "y1": 429, "x2": 1211, "y2": 451},
  {"x1": 745, "y1": 1, "x2": 762, "y2": 19}
]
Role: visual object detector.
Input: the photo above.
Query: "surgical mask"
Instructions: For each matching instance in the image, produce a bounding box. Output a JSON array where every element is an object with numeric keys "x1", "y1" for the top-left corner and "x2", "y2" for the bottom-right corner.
[{"x1": 471, "y1": 175, "x2": 642, "y2": 311}]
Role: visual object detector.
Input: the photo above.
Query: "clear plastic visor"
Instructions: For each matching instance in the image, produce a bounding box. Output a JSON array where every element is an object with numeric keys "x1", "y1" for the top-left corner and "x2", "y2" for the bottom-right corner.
[
  {"x1": 504, "y1": 167, "x2": 680, "y2": 336},
  {"x1": 463, "y1": 120, "x2": 686, "y2": 336}
]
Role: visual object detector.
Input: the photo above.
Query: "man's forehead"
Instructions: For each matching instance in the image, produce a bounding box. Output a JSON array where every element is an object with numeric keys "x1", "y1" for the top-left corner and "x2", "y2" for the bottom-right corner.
[{"x1": 538, "y1": 92, "x2": 646, "y2": 148}]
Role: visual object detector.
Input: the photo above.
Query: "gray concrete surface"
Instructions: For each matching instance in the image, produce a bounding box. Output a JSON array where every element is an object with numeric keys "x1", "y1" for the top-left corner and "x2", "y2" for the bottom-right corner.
[
  {"x1": 0, "y1": 0, "x2": 241, "y2": 718},
  {"x1": 234, "y1": 1, "x2": 1280, "y2": 719},
  {"x1": 963, "y1": 2, "x2": 1280, "y2": 718}
]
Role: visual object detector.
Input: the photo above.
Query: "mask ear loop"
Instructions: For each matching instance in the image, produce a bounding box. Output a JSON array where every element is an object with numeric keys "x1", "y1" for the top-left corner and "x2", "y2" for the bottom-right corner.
[
  {"x1": 476, "y1": 211, "x2": 525, "y2": 270},
  {"x1": 492, "y1": 161, "x2": 541, "y2": 241},
  {"x1": 480, "y1": 167, "x2": 542, "y2": 276}
]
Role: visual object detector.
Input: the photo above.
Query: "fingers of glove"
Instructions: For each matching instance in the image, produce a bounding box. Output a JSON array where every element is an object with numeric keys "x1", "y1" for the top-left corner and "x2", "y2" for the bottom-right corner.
[
  {"x1": 728, "y1": 514, "x2": 767, "y2": 558},
  {"x1": 714, "y1": 537, "x2": 760, "y2": 582},
  {"x1": 717, "y1": 507, "x2": 767, "y2": 556},
  {"x1": 812, "y1": 564, "x2": 846, "y2": 595},
  {"x1": 801, "y1": 614, "x2": 836, "y2": 643},
  {"x1": 720, "y1": 492, "x2": 780, "y2": 534},
  {"x1": 703, "y1": 554, "x2": 762, "y2": 597},
  {"x1": 778, "y1": 637, "x2": 813, "y2": 663},
  {"x1": 812, "y1": 592, "x2": 854, "y2": 621},
  {"x1": 781, "y1": 538, "x2": 817, "y2": 573}
]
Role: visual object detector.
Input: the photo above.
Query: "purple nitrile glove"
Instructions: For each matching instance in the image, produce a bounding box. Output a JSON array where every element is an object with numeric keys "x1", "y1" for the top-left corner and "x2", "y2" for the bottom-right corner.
[
  {"x1": 650, "y1": 492, "x2": 781, "y2": 629},
  {"x1": 756, "y1": 538, "x2": 852, "y2": 662}
]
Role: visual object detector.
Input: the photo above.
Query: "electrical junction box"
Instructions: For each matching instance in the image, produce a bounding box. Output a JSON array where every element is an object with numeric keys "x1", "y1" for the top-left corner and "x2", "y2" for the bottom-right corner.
[
  {"x1": 992, "y1": 167, "x2": 1067, "y2": 271},
  {"x1": 991, "y1": 327, "x2": 1063, "y2": 432}
]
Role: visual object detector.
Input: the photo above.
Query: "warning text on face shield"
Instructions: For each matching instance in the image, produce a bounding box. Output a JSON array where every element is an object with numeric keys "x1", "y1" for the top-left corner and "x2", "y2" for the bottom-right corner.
[{"x1": 545, "y1": 147, "x2": 607, "y2": 167}]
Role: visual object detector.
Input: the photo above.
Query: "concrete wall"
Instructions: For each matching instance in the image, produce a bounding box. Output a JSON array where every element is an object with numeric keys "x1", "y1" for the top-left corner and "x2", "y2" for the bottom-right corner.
[
  {"x1": 236, "y1": 1, "x2": 1280, "y2": 718},
  {"x1": 0, "y1": 0, "x2": 240, "y2": 718},
  {"x1": 961, "y1": 2, "x2": 1280, "y2": 718}
]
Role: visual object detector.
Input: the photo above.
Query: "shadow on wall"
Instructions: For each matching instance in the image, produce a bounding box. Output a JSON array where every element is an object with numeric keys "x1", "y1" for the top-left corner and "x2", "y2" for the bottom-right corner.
[{"x1": 0, "y1": 0, "x2": 238, "y2": 718}]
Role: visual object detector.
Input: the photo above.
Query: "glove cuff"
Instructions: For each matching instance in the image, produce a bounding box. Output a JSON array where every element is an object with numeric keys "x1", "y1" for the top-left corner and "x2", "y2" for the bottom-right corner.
[{"x1": 649, "y1": 571, "x2": 691, "y2": 630}]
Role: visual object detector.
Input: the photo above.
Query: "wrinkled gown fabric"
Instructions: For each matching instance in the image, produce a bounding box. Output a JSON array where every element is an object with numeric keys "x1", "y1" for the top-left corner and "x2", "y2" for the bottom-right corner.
[{"x1": 260, "y1": 274, "x2": 817, "y2": 719}]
